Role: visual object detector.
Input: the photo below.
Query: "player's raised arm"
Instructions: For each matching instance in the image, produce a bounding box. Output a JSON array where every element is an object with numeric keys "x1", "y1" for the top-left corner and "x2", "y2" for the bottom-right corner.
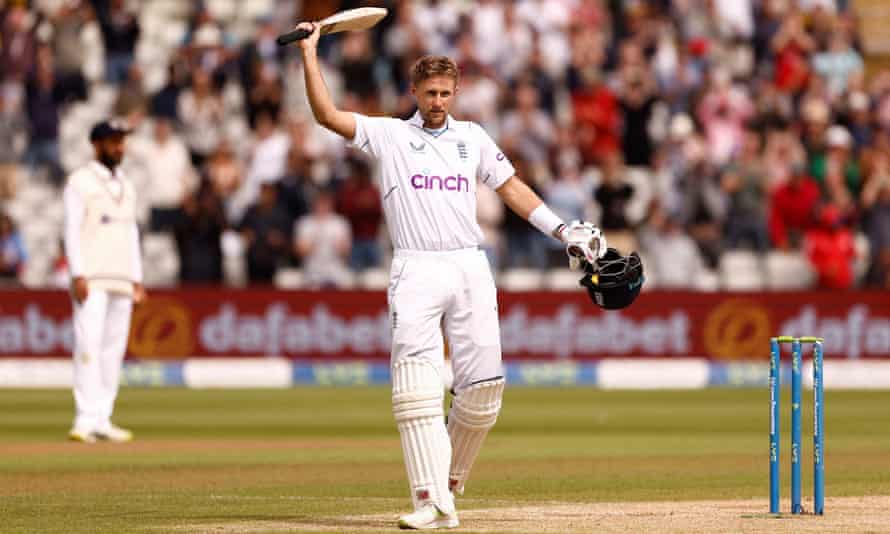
[{"x1": 297, "y1": 22, "x2": 356, "y2": 140}]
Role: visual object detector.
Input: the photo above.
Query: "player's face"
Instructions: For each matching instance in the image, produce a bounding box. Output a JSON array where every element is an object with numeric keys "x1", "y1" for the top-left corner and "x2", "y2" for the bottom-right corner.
[
  {"x1": 411, "y1": 76, "x2": 457, "y2": 129},
  {"x1": 95, "y1": 135, "x2": 127, "y2": 167}
]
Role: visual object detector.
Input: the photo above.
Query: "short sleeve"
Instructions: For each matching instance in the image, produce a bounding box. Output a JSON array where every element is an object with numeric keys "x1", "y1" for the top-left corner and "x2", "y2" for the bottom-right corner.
[
  {"x1": 350, "y1": 113, "x2": 392, "y2": 159},
  {"x1": 474, "y1": 123, "x2": 515, "y2": 190}
]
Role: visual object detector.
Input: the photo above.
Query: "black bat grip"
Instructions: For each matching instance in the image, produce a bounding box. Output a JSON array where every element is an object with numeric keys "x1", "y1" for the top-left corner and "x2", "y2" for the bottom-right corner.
[{"x1": 276, "y1": 28, "x2": 312, "y2": 46}]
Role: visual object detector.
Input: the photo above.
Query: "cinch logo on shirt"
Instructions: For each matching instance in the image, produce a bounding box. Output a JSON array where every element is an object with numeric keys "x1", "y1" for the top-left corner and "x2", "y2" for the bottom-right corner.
[{"x1": 410, "y1": 173, "x2": 469, "y2": 192}]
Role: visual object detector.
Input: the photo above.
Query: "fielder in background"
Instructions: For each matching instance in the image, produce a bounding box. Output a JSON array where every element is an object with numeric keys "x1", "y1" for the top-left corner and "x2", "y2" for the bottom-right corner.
[
  {"x1": 63, "y1": 119, "x2": 145, "y2": 443},
  {"x1": 294, "y1": 23, "x2": 606, "y2": 530}
]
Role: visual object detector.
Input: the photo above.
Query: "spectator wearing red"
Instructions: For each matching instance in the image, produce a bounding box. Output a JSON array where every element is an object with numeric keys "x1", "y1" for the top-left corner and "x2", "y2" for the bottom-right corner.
[
  {"x1": 769, "y1": 167, "x2": 821, "y2": 249},
  {"x1": 566, "y1": 29, "x2": 618, "y2": 165},
  {"x1": 805, "y1": 205, "x2": 855, "y2": 289},
  {"x1": 771, "y1": 13, "x2": 814, "y2": 94},
  {"x1": 336, "y1": 158, "x2": 382, "y2": 271},
  {"x1": 569, "y1": 68, "x2": 620, "y2": 165}
]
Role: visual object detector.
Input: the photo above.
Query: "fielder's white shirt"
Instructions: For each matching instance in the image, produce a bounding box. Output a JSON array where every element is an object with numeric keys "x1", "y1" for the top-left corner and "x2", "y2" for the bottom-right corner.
[
  {"x1": 63, "y1": 161, "x2": 143, "y2": 294},
  {"x1": 350, "y1": 111, "x2": 515, "y2": 251}
]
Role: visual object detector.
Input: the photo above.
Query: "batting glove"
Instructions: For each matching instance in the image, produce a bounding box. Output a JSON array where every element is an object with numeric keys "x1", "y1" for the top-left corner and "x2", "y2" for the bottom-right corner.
[{"x1": 559, "y1": 221, "x2": 608, "y2": 270}]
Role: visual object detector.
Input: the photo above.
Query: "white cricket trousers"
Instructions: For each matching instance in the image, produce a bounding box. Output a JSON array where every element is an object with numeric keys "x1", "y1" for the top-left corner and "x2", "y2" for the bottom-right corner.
[
  {"x1": 71, "y1": 289, "x2": 133, "y2": 431},
  {"x1": 388, "y1": 247, "x2": 503, "y2": 391}
]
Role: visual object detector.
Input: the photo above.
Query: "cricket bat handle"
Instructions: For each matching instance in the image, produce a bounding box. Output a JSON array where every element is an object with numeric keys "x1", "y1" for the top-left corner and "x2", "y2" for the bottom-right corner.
[{"x1": 276, "y1": 27, "x2": 312, "y2": 46}]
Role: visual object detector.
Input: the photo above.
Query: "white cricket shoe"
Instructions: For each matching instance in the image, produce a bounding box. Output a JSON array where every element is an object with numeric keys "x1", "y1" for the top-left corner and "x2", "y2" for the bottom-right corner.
[
  {"x1": 398, "y1": 504, "x2": 459, "y2": 530},
  {"x1": 93, "y1": 424, "x2": 133, "y2": 442},
  {"x1": 68, "y1": 427, "x2": 97, "y2": 443}
]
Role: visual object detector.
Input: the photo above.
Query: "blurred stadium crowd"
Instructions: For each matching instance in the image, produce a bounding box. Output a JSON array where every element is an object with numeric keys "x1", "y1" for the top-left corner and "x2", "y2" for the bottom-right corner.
[{"x1": 1, "y1": 0, "x2": 889, "y2": 291}]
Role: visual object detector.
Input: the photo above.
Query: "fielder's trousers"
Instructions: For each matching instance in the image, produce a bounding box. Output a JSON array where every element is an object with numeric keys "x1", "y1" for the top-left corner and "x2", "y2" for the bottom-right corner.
[{"x1": 71, "y1": 289, "x2": 133, "y2": 432}]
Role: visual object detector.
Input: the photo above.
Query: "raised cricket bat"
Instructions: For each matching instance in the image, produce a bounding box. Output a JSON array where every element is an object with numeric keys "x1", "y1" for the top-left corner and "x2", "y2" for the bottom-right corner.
[{"x1": 276, "y1": 7, "x2": 388, "y2": 46}]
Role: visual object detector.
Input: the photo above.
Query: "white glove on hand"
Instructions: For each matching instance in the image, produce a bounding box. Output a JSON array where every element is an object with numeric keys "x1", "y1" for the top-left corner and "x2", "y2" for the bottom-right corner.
[{"x1": 558, "y1": 221, "x2": 607, "y2": 270}]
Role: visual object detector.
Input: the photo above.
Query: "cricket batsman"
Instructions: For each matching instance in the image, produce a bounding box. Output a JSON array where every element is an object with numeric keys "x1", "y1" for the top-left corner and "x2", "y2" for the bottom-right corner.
[
  {"x1": 295, "y1": 22, "x2": 608, "y2": 529},
  {"x1": 64, "y1": 119, "x2": 144, "y2": 443}
]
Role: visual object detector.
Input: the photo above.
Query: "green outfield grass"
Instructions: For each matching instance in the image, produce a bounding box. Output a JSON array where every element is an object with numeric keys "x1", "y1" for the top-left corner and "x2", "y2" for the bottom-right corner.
[{"x1": 1, "y1": 388, "x2": 889, "y2": 533}]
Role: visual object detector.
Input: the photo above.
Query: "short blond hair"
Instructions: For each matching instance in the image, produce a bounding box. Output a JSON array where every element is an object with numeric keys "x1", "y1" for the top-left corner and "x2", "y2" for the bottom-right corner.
[{"x1": 410, "y1": 55, "x2": 459, "y2": 87}]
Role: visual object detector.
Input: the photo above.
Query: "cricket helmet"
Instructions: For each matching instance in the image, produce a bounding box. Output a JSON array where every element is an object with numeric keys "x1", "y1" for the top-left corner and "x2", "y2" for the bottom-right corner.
[{"x1": 579, "y1": 248, "x2": 645, "y2": 310}]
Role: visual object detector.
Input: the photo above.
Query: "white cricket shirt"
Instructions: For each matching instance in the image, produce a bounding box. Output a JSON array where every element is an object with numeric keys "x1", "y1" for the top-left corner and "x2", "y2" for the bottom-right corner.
[
  {"x1": 63, "y1": 161, "x2": 143, "y2": 295},
  {"x1": 351, "y1": 111, "x2": 515, "y2": 251}
]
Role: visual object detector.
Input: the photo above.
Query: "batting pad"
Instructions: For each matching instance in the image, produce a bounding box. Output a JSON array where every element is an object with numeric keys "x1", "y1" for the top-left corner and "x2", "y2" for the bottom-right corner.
[
  {"x1": 392, "y1": 359, "x2": 454, "y2": 513},
  {"x1": 447, "y1": 377, "x2": 505, "y2": 495}
]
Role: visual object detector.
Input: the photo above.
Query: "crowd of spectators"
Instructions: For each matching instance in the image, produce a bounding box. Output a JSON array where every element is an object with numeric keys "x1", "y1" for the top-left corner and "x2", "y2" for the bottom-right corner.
[{"x1": 1, "y1": 0, "x2": 889, "y2": 290}]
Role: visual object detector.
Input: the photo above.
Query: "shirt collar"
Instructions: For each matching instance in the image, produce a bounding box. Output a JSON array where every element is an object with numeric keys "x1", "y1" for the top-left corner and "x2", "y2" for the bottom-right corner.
[
  {"x1": 90, "y1": 160, "x2": 119, "y2": 180},
  {"x1": 408, "y1": 110, "x2": 452, "y2": 132}
]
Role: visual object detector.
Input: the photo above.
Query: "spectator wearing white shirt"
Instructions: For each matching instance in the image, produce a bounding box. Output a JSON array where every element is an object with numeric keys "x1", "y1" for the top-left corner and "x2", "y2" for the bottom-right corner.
[
  {"x1": 141, "y1": 117, "x2": 196, "y2": 231},
  {"x1": 798, "y1": 0, "x2": 837, "y2": 13},
  {"x1": 228, "y1": 111, "x2": 290, "y2": 224},
  {"x1": 516, "y1": 0, "x2": 573, "y2": 79},
  {"x1": 473, "y1": 0, "x2": 506, "y2": 67},
  {"x1": 294, "y1": 190, "x2": 352, "y2": 289},
  {"x1": 640, "y1": 204, "x2": 706, "y2": 289},
  {"x1": 177, "y1": 68, "x2": 224, "y2": 167},
  {"x1": 713, "y1": 0, "x2": 754, "y2": 39},
  {"x1": 246, "y1": 111, "x2": 290, "y2": 186},
  {"x1": 412, "y1": 0, "x2": 460, "y2": 54},
  {"x1": 495, "y1": 3, "x2": 533, "y2": 81}
]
